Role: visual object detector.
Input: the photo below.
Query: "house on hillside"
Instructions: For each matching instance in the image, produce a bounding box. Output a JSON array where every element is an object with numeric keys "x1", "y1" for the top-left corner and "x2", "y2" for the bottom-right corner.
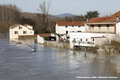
[
  {"x1": 9, "y1": 24, "x2": 34, "y2": 39},
  {"x1": 56, "y1": 22, "x2": 85, "y2": 35}
]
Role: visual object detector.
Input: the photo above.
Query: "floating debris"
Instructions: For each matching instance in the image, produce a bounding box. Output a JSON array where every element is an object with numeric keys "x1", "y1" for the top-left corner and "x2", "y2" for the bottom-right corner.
[{"x1": 16, "y1": 42, "x2": 22, "y2": 44}]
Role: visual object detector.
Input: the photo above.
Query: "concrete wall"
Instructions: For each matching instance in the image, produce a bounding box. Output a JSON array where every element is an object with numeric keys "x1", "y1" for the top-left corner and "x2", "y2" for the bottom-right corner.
[
  {"x1": 116, "y1": 22, "x2": 120, "y2": 34},
  {"x1": 69, "y1": 32, "x2": 107, "y2": 49},
  {"x1": 56, "y1": 24, "x2": 85, "y2": 36},
  {"x1": 37, "y1": 35, "x2": 44, "y2": 44},
  {"x1": 44, "y1": 41, "x2": 70, "y2": 49},
  {"x1": 94, "y1": 33, "x2": 116, "y2": 46},
  {"x1": 9, "y1": 25, "x2": 34, "y2": 39}
]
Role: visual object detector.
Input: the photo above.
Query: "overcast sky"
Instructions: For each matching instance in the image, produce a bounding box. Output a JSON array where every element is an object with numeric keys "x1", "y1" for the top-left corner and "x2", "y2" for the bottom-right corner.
[{"x1": 0, "y1": 0, "x2": 120, "y2": 16}]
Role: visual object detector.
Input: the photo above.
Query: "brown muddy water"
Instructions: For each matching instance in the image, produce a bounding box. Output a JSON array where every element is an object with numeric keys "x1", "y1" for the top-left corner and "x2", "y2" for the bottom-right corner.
[{"x1": 0, "y1": 37, "x2": 120, "y2": 80}]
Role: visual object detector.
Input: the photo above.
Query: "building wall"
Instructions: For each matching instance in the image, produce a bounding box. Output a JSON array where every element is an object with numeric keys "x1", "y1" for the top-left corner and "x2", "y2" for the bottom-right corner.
[
  {"x1": 69, "y1": 32, "x2": 106, "y2": 49},
  {"x1": 85, "y1": 24, "x2": 115, "y2": 32},
  {"x1": 9, "y1": 25, "x2": 34, "y2": 39},
  {"x1": 116, "y1": 22, "x2": 120, "y2": 34},
  {"x1": 56, "y1": 24, "x2": 85, "y2": 35},
  {"x1": 94, "y1": 33, "x2": 116, "y2": 46},
  {"x1": 69, "y1": 32, "x2": 116, "y2": 49},
  {"x1": 37, "y1": 35, "x2": 44, "y2": 44},
  {"x1": 89, "y1": 24, "x2": 114, "y2": 32}
]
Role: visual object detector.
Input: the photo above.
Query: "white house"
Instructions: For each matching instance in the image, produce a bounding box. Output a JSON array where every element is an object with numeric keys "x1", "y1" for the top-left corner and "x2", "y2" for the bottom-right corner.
[
  {"x1": 69, "y1": 11, "x2": 120, "y2": 49},
  {"x1": 84, "y1": 11, "x2": 120, "y2": 33},
  {"x1": 9, "y1": 24, "x2": 34, "y2": 39},
  {"x1": 55, "y1": 22, "x2": 85, "y2": 36}
]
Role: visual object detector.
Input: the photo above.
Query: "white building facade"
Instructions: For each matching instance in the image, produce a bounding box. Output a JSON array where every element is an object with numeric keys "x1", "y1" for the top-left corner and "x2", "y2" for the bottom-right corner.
[
  {"x1": 9, "y1": 24, "x2": 34, "y2": 39},
  {"x1": 69, "y1": 32, "x2": 106, "y2": 49},
  {"x1": 116, "y1": 22, "x2": 120, "y2": 34},
  {"x1": 56, "y1": 22, "x2": 85, "y2": 36},
  {"x1": 69, "y1": 32, "x2": 116, "y2": 49}
]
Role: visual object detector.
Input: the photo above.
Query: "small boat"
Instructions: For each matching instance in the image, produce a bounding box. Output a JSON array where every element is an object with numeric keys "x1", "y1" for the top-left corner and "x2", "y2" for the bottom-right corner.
[
  {"x1": 31, "y1": 48, "x2": 36, "y2": 52},
  {"x1": 26, "y1": 44, "x2": 36, "y2": 52}
]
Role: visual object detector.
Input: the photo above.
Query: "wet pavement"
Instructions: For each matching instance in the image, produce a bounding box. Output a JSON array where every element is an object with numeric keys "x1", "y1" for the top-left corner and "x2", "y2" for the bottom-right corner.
[{"x1": 0, "y1": 38, "x2": 120, "y2": 80}]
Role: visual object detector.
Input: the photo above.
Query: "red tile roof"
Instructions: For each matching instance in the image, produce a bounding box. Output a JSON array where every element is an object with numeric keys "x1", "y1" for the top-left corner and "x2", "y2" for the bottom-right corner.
[
  {"x1": 86, "y1": 11, "x2": 120, "y2": 23},
  {"x1": 38, "y1": 33, "x2": 51, "y2": 37},
  {"x1": 56, "y1": 22, "x2": 84, "y2": 26}
]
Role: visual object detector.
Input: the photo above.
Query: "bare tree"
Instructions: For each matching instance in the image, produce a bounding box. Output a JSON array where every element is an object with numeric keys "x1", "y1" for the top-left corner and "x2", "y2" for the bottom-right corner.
[
  {"x1": 38, "y1": 1, "x2": 52, "y2": 33},
  {"x1": 0, "y1": 4, "x2": 20, "y2": 22},
  {"x1": 101, "y1": 44, "x2": 113, "y2": 60}
]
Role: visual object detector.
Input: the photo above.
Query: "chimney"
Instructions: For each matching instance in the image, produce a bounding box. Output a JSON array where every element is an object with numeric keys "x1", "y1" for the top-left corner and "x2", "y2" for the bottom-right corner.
[{"x1": 116, "y1": 16, "x2": 119, "y2": 22}]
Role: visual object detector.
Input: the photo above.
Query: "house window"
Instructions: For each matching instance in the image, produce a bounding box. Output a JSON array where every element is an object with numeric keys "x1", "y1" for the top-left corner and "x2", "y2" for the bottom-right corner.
[
  {"x1": 86, "y1": 39, "x2": 88, "y2": 41},
  {"x1": 90, "y1": 25, "x2": 94, "y2": 27},
  {"x1": 106, "y1": 24, "x2": 109, "y2": 27},
  {"x1": 78, "y1": 26, "x2": 81, "y2": 27},
  {"x1": 65, "y1": 26, "x2": 68, "y2": 28},
  {"x1": 66, "y1": 31, "x2": 68, "y2": 34},
  {"x1": 98, "y1": 25, "x2": 101, "y2": 31},
  {"x1": 19, "y1": 26, "x2": 22, "y2": 29},
  {"x1": 72, "y1": 26, "x2": 74, "y2": 27},
  {"x1": 23, "y1": 31, "x2": 27, "y2": 34},
  {"x1": 14, "y1": 31, "x2": 18, "y2": 34},
  {"x1": 106, "y1": 24, "x2": 109, "y2": 32},
  {"x1": 92, "y1": 38, "x2": 94, "y2": 41},
  {"x1": 78, "y1": 31, "x2": 81, "y2": 32},
  {"x1": 80, "y1": 39, "x2": 82, "y2": 41}
]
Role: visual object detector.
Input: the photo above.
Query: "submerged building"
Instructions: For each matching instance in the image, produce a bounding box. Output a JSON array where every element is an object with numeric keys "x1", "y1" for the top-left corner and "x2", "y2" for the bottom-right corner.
[
  {"x1": 9, "y1": 24, "x2": 34, "y2": 39},
  {"x1": 55, "y1": 11, "x2": 120, "y2": 49}
]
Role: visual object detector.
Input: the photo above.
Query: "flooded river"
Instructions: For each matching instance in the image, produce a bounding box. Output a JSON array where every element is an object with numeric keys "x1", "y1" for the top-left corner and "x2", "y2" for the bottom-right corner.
[{"x1": 0, "y1": 37, "x2": 120, "y2": 80}]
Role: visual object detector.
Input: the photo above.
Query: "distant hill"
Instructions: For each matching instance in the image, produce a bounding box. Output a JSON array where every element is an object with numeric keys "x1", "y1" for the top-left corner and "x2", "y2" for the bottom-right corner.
[{"x1": 55, "y1": 13, "x2": 74, "y2": 18}]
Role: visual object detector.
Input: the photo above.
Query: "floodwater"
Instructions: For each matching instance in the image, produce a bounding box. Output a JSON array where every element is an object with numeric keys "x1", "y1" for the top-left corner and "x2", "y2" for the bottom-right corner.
[{"x1": 0, "y1": 37, "x2": 120, "y2": 80}]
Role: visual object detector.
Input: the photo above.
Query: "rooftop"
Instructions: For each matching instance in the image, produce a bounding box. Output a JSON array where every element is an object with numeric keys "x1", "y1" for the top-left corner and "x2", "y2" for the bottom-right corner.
[
  {"x1": 85, "y1": 11, "x2": 120, "y2": 23},
  {"x1": 10, "y1": 24, "x2": 34, "y2": 30},
  {"x1": 38, "y1": 33, "x2": 52, "y2": 37},
  {"x1": 56, "y1": 22, "x2": 84, "y2": 26}
]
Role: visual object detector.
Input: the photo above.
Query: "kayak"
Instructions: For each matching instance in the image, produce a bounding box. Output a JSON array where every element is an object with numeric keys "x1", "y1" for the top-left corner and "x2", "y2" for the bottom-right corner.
[{"x1": 31, "y1": 49, "x2": 36, "y2": 52}]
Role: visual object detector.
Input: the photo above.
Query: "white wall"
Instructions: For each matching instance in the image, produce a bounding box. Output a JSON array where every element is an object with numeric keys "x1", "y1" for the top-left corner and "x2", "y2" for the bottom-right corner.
[
  {"x1": 116, "y1": 22, "x2": 120, "y2": 34},
  {"x1": 9, "y1": 25, "x2": 34, "y2": 39},
  {"x1": 37, "y1": 35, "x2": 44, "y2": 44},
  {"x1": 69, "y1": 32, "x2": 106, "y2": 49},
  {"x1": 56, "y1": 24, "x2": 85, "y2": 36}
]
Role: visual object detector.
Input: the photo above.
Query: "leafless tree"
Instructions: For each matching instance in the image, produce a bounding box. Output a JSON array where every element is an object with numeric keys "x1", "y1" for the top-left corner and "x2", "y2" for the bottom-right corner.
[
  {"x1": 102, "y1": 44, "x2": 113, "y2": 60},
  {"x1": 38, "y1": 1, "x2": 52, "y2": 32},
  {"x1": 0, "y1": 4, "x2": 20, "y2": 22}
]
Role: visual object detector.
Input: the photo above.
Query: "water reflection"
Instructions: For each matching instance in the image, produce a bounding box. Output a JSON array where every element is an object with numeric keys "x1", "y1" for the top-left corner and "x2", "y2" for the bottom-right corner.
[{"x1": 0, "y1": 37, "x2": 120, "y2": 80}]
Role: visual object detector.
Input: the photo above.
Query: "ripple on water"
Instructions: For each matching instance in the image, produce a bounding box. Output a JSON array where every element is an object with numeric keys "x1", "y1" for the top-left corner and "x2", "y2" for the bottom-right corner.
[{"x1": 0, "y1": 48, "x2": 6, "y2": 54}]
